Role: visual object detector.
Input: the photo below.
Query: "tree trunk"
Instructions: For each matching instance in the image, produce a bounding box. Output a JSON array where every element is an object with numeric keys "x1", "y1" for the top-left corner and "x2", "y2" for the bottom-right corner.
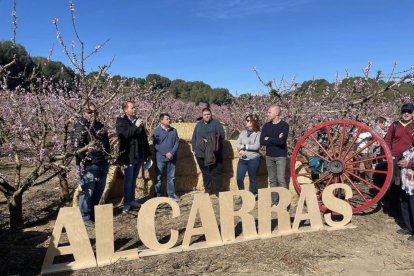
[
  {"x1": 8, "y1": 193, "x2": 23, "y2": 228},
  {"x1": 58, "y1": 172, "x2": 70, "y2": 202}
]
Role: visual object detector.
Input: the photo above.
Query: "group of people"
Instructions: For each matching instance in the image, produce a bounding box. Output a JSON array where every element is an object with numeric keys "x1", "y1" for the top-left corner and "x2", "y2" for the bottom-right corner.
[{"x1": 71, "y1": 102, "x2": 289, "y2": 228}]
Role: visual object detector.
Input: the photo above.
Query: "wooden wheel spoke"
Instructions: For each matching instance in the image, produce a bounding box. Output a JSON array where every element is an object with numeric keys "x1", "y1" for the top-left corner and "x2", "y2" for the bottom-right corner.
[
  {"x1": 342, "y1": 173, "x2": 369, "y2": 203},
  {"x1": 345, "y1": 138, "x2": 378, "y2": 163},
  {"x1": 346, "y1": 154, "x2": 387, "y2": 165},
  {"x1": 295, "y1": 172, "x2": 314, "y2": 177},
  {"x1": 338, "y1": 123, "x2": 346, "y2": 158},
  {"x1": 325, "y1": 126, "x2": 337, "y2": 159},
  {"x1": 342, "y1": 127, "x2": 363, "y2": 160},
  {"x1": 311, "y1": 171, "x2": 331, "y2": 185},
  {"x1": 309, "y1": 134, "x2": 333, "y2": 161},
  {"x1": 346, "y1": 167, "x2": 388, "y2": 175},
  {"x1": 300, "y1": 144, "x2": 330, "y2": 163},
  {"x1": 345, "y1": 170, "x2": 381, "y2": 191},
  {"x1": 316, "y1": 175, "x2": 335, "y2": 200}
]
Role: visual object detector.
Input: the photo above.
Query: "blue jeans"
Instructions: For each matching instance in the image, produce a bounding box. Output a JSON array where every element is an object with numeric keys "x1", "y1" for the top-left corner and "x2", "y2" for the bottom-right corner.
[
  {"x1": 154, "y1": 160, "x2": 177, "y2": 197},
  {"x1": 266, "y1": 156, "x2": 287, "y2": 204},
  {"x1": 78, "y1": 162, "x2": 110, "y2": 221},
  {"x1": 123, "y1": 158, "x2": 144, "y2": 207},
  {"x1": 236, "y1": 157, "x2": 261, "y2": 194}
]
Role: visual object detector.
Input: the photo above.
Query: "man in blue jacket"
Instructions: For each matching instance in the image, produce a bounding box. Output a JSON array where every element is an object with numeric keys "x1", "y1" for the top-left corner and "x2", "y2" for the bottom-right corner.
[
  {"x1": 191, "y1": 108, "x2": 225, "y2": 197},
  {"x1": 152, "y1": 113, "x2": 181, "y2": 201}
]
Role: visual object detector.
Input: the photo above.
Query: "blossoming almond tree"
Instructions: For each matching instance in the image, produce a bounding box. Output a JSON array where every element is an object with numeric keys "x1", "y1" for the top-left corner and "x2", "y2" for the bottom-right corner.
[{"x1": 0, "y1": 1, "x2": 146, "y2": 228}]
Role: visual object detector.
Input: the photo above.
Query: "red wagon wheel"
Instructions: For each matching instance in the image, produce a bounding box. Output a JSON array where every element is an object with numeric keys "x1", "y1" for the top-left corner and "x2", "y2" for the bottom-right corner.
[{"x1": 290, "y1": 120, "x2": 393, "y2": 213}]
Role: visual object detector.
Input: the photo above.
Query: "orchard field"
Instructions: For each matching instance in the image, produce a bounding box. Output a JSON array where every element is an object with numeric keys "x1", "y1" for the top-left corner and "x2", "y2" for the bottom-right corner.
[{"x1": 1, "y1": 1, "x2": 414, "y2": 275}]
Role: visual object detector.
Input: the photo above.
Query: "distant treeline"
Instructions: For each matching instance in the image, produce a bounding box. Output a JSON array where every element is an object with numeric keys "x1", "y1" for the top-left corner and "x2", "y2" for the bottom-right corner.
[{"x1": 2, "y1": 40, "x2": 414, "y2": 105}]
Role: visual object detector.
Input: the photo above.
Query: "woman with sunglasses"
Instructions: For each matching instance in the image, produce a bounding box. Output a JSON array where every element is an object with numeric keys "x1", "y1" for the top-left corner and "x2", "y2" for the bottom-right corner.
[{"x1": 236, "y1": 114, "x2": 262, "y2": 195}]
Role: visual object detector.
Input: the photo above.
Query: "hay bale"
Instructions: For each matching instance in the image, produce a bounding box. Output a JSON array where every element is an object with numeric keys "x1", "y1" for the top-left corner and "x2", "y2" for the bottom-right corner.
[
  {"x1": 176, "y1": 174, "x2": 204, "y2": 192},
  {"x1": 229, "y1": 130, "x2": 240, "y2": 140},
  {"x1": 223, "y1": 140, "x2": 238, "y2": 158},
  {"x1": 175, "y1": 156, "x2": 199, "y2": 176},
  {"x1": 103, "y1": 130, "x2": 300, "y2": 207},
  {"x1": 72, "y1": 185, "x2": 82, "y2": 207},
  {"x1": 171, "y1": 123, "x2": 197, "y2": 141},
  {"x1": 176, "y1": 139, "x2": 195, "y2": 159}
]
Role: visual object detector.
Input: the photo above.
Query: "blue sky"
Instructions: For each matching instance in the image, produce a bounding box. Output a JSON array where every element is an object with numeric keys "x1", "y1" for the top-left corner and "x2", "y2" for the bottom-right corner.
[{"x1": 0, "y1": 0, "x2": 413, "y2": 95}]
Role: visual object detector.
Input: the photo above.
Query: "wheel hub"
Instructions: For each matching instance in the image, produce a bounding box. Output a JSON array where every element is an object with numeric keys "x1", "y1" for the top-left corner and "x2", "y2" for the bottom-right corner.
[{"x1": 329, "y1": 159, "x2": 344, "y2": 174}]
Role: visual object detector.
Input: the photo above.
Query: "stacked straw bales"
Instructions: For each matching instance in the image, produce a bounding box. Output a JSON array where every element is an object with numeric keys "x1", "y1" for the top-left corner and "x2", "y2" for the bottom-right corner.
[{"x1": 76, "y1": 122, "x2": 302, "y2": 206}]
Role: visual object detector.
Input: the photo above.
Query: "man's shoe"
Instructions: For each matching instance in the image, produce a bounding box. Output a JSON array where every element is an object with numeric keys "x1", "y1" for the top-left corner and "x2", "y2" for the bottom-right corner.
[
  {"x1": 397, "y1": 228, "x2": 412, "y2": 235},
  {"x1": 271, "y1": 204, "x2": 288, "y2": 211},
  {"x1": 130, "y1": 201, "x2": 142, "y2": 209},
  {"x1": 408, "y1": 235, "x2": 414, "y2": 241},
  {"x1": 169, "y1": 194, "x2": 181, "y2": 202},
  {"x1": 122, "y1": 205, "x2": 130, "y2": 214},
  {"x1": 84, "y1": 219, "x2": 95, "y2": 228}
]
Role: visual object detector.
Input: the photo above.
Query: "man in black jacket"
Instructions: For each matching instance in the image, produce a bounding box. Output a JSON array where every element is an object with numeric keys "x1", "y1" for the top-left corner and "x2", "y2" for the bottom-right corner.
[
  {"x1": 116, "y1": 101, "x2": 151, "y2": 213},
  {"x1": 71, "y1": 103, "x2": 110, "y2": 228},
  {"x1": 191, "y1": 108, "x2": 225, "y2": 197}
]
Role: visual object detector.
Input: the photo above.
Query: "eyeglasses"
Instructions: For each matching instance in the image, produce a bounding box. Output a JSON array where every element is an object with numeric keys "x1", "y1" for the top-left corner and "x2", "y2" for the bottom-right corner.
[
  {"x1": 246, "y1": 119, "x2": 251, "y2": 122},
  {"x1": 402, "y1": 110, "x2": 413, "y2": 114},
  {"x1": 85, "y1": 110, "x2": 97, "y2": 114}
]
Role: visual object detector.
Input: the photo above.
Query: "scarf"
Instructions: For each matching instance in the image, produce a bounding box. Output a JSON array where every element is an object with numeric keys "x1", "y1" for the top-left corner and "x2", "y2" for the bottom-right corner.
[{"x1": 246, "y1": 128, "x2": 254, "y2": 137}]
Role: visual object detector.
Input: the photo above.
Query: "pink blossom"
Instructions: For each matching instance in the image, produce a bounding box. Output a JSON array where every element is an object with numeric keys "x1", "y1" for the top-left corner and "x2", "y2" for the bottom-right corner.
[{"x1": 69, "y1": 1, "x2": 75, "y2": 12}]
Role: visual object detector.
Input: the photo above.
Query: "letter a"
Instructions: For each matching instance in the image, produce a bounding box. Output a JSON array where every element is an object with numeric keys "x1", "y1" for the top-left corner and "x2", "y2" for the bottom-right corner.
[
  {"x1": 182, "y1": 193, "x2": 223, "y2": 249},
  {"x1": 41, "y1": 207, "x2": 96, "y2": 274},
  {"x1": 292, "y1": 184, "x2": 323, "y2": 231}
]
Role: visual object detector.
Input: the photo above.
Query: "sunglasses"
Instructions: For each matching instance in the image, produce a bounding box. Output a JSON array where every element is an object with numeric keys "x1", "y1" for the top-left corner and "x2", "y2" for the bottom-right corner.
[
  {"x1": 246, "y1": 119, "x2": 251, "y2": 122},
  {"x1": 402, "y1": 110, "x2": 413, "y2": 114},
  {"x1": 85, "y1": 110, "x2": 97, "y2": 114}
]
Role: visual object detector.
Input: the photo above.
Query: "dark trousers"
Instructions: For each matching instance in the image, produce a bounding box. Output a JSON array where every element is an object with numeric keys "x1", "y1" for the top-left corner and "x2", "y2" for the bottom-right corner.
[
  {"x1": 388, "y1": 158, "x2": 402, "y2": 214},
  {"x1": 196, "y1": 157, "x2": 222, "y2": 195},
  {"x1": 401, "y1": 191, "x2": 414, "y2": 233}
]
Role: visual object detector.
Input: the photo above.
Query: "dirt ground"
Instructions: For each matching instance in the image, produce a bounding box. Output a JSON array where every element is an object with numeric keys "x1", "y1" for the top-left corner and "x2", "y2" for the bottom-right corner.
[{"x1": 1, "y1": 162, "x2": 414, "y2": 276}]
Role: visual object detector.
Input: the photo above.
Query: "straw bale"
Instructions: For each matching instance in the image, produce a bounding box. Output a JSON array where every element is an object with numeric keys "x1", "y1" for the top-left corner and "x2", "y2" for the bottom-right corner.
[
  {"x1": 102, "y1": 134, "x2": 300, "y2": 207},
  {"x1": 175, "y1": 156, "x2": 199, "y2": 176},
  {"x1": 105, "y1": 165, "x2": 124, "y2": 199},
  {"x1": 176, "y1": 174, "x2": 204, "y2": 192},
  {"x1": 223, "y1": 140, "x2": 238, "y2": 158},
  {"x1": 171, "y1": 123, "x2": 197, "y2": 141},
  {"x1": 72, "y1": 185, "x2": 82, "y2": 207},
  {"x1": 221, "y1": 157, "x2": 235, "y2": 174},
  {"x1": 176, "y1": 139, "x2": 195, "y2": 159}
]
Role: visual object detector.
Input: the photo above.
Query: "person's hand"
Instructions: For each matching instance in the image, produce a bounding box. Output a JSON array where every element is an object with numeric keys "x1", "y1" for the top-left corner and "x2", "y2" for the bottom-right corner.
[
  {"x1": 398, "y1": 160, "x2": 409, "y2": 168},
  {"x1": 240, "y1": 150, "x2": 246, "y2": 157},
  {"x1": 237, "y1": 144, "x2": 245, "y2": 151},
  {"x1": 279, "y1": 133, "x2": 283, "y2": 138},
  {"x1": 264, "y1": 137, "x2": 269, "y2": 141},
  {"x1": 135, "y1": 118, "x2": 144, "y2": 127},
  {"x1": 166, "y1": 153, "x2": 173, "y2": 160}
]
